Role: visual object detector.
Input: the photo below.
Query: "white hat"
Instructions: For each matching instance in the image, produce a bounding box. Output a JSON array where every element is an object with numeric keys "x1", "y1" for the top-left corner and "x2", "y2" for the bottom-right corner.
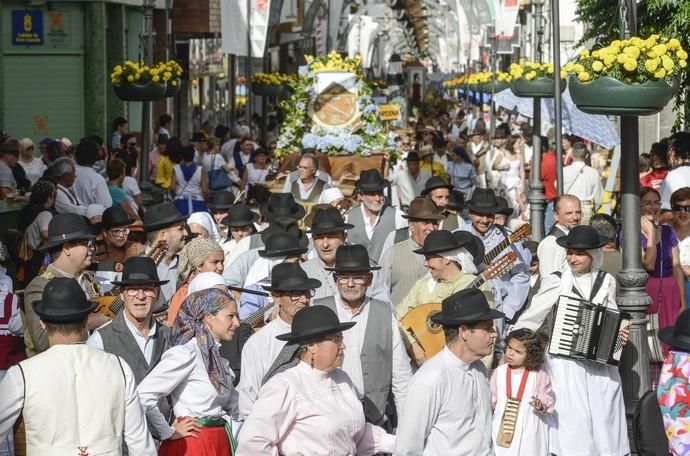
[
  {"x1": 59, "y1": 137, "x2": 72, "y2": 148},
  {"x1": 188, "y1": 272, "x2": 226, "y2": 296},
  {"x1": 19, "y1": 138, "x2": 34, "y2": 150},
  {"x1": 318, "y1": 187, "x2": 345, "y2": 205}
]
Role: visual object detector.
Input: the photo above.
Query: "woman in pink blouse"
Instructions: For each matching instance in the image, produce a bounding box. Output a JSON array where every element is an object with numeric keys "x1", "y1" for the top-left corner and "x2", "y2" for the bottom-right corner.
[{"x1": 236, "y1": 306, "x2": 396, "y2": 455}]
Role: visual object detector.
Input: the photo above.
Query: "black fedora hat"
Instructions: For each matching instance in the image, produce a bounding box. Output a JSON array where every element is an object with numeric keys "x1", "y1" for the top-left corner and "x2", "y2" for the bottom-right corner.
[
  {"x1": 402, "y1": 197, "x2": 445, "y2": 221},
  {"x1": 267, "y1": 262, "x2": 321, "y2": 292},
  {"x1": 307, "y1": 207, "x2": 354, "y2": 234},
  {"x1": 431, "y1": 288, "x2": 505, "y2": 326},
  {"x1": 40, "y1": 213, "x2": 96, "y2": 252},
  {"x1": 324, "y1": 244, "x2": 381, "y2": 272},
  {"x1": 659, "y1": 309, "x2": 690, "y2": 352},
  {"x1": 110, "y1": 256, "x2": 169, "y2": 287},
  {"x1": 276, "y1": 306, "x2": 356, "y2": 343},
  {"x1": 258, "y1": 232, "x2": 308, "y2": 258},
  {"x1": 143, "y1": 202, "x2": 187, "y2": 232},
  {"x1": 32, "y1": 277, "x2": 98, "y2": 323},
  {"x1": 190, "y1": 131, "x2": 206, "y2": 143},
  {"x1": 405, "y1": 152, "x2": 421, "y2": 162},
  {"x1": 414, "y1": 230, "x2": 461, "y2": 256},
  {"x1": 260, "y1": 193, "x2": 306, "y2": 222},
  {"x1": 209, "y1": 191, "x2": 236, "y2": 211},
  {"x1": 466, "y1": 188, "x2": 500, "y2": 214},
  {"x1": 356, "y1": 169, "x2": 389, "y2": 192},
  {"x1": 102, "y1": 206, "x2": 135, "y2": 230},
  {"x1": 495, "y1": 196, "x2": 514, "y2": 217},
  {"x1": 555, "y1": 225, "x2": 607, "y2": 250},
  {"x1": 421, "y1": 176, "x2": 454, "y2": 196},
  {"x1": 260, "y1": 217, "x2": 309, "y2": 249},
  {"x1": 221, "y1": 203, "x2": 259, "y2": 228},
  {"x1": 447, "y1": 190, "x2": 465, "y2": 211},
  {"x1": 452, "y1": 231, "x2": 485, "y2": 266}
]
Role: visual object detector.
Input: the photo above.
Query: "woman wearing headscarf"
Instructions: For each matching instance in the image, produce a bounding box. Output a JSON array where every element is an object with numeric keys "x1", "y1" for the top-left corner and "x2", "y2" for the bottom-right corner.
[
  {"x1": 138, "y1": 288, "x2": 240, "y2": 455},
  {"x1": 514, "y1": 225, "x2": 630, "y2": 456},
  {"x1": 236, "y1": 306, "x2": 395, "y2": 455},
  {"x1": 187, "y1": 211, "x2": 222, "y2": 244},
  {"x1": 167, "y1": 238, "x2": 225, "y2": 327}
]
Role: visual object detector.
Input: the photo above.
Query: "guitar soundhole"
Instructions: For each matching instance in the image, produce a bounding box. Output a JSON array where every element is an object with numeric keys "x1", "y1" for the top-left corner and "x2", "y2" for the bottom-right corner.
[{"x1": 428, "y1": 310, "x2": 442, "y2": 334}]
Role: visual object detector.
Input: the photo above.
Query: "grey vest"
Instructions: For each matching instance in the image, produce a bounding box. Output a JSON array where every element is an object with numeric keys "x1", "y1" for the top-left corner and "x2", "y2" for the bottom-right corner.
[
  {"x1": 347, "y1": 205, "x2": 397, "y2": 262},
  {"x1": 442, "y1": 212, "x2": 459, "y2": 231},
  {"x1": 316, "y1": 296, "x2": 393, "y2": 426},
  {"x1": 389, "y1": 238, "x2": 427, "y2": 307},
  {"x1": 98, "y1": 312, "x2": 169, "y2": 385},
  {"x1": 249, "y1": 233, "x2": 264, "y2": 250},
  {"x1": 291, "y1": 178, "x2": 326, "y2": 204}
]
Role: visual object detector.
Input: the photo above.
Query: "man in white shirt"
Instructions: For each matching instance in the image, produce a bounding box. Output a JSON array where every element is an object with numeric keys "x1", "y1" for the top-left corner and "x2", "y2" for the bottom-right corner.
[
  {"x1": 562, "y1": 142, "x2": 603, "y2": 224},
  {"x1": 72, "y1": 139, "x2": 113, "y2": 207},
  {"x1": 237, "y1": 262, "x2": 321, "y2": 420},
  {"x1": 537, "y1": 194, "x2": 582, "y2": 278},
  {"x1": 660, "y1": 131, "x2": 690, "y2": 211},
  {"x1": 314, "y1": 244, "x2": 412, "y2": 428},
  {"x1": 395, "y1": 288, "x2": 503, "y2": 456},
  {"x1": 49, "y1": 157, "x2": 87, "y2": 216},
  {"x1": 284, "y1": 153, "x2": 331, "y2": 204},
  {"x1": 0, "y1": 278, "x2": 156, "y2": 454},
  {"x1": 390, "y1": 152, "x2": 431, "y2": 208}
]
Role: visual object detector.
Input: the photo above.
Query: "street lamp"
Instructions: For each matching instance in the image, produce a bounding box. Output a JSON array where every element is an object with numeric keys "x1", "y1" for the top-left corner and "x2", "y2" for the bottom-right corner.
[
  {"x1": 550, "y1": 0, "x2": 563, "y2": 194},
  {"x1": 140, "y1": 0, "x2": 156, "y2": 183},
  {"x1": 527, "y1": 0, "x2": 546, "y2": 240}
]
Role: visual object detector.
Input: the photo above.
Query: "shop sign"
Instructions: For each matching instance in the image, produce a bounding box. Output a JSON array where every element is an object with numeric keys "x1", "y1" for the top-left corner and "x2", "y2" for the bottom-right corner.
[
  {"x1": 12, "y1": 10, "x2": 43, "y2": 45},
  {"x1": 378, "y1": 104, "x2": 401, "y2": 121}
]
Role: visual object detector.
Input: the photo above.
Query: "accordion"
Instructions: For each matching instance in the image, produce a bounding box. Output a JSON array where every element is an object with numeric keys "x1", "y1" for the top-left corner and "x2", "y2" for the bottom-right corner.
[{"x1": 548, "y1": 296, "x2": 630, "y2": 366}]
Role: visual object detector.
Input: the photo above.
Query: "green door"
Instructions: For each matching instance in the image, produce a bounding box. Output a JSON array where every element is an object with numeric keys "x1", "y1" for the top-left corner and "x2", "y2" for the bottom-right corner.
[{"x1": 3, "y1": 54, "x2": 84, "y2": 143}]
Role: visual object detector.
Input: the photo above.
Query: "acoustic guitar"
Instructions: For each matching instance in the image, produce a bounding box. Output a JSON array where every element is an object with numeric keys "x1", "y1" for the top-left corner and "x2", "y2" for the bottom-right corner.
[
  {"x1": 399, "y1": 251, "x2": 518, "y2": 360},
  {"x1": 483, "y1": 223, "x2": 531, "y2": 264},
  {"x1": 93, "y1": 240, "x2": 168, "y2": 320}
]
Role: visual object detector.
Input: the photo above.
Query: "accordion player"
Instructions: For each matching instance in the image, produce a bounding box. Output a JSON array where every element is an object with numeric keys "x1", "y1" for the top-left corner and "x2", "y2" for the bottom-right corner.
[{"x1": 548, "y1": 295, "x2": 630, "y2": 365}]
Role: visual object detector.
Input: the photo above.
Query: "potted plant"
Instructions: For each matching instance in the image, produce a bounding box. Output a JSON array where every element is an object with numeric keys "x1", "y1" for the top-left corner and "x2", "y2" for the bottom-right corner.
[
  {"x1": 566, "y1": 35, "x2": 687, "y2": 115},
  {"x1": 163, "y1": 60, "x2": 184, "y2": 97},
  {"x1": 251, "y1": 72, "x2": 294, "y2": 97},
  {"x1": 509, "y1": 62, "x2": 566, "y2": 98},
  {"x1": 111, "y1": 60, "x2": 182, "y2": 102}
]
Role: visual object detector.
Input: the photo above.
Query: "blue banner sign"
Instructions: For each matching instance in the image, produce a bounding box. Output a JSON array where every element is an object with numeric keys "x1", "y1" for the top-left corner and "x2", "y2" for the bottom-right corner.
[{"x1": 12, "y1": 10, "x2": 43, "y2": 45}]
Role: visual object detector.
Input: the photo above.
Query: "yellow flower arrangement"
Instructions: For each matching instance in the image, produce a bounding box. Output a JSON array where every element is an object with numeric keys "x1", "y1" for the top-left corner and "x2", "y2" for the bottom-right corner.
[
  {"x1": 251, "y1": 72, "x2": 298, "y2": 86},
  {"x1": 111, "y1": 59, "x2": 183, "y2": 86},
  {"x1": 304, "y1": 50, "x2": 363, "y2": 74},
  {"x1": 565, "y1": 35, "x2": 687, "y2": 84},
  {"x1": 509, "y1": 61, "x2": 565, "y2": 81}
]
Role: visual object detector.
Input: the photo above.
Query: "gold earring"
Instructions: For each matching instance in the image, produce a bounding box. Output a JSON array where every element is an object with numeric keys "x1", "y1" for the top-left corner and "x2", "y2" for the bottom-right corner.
[{"x1": 310, "y1": 352, "x2": 314, "y2": 369}]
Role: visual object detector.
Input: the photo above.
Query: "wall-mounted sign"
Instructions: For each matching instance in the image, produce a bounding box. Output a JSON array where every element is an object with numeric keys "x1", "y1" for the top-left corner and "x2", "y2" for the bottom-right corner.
[
  {"x1": 47, "y1": 11, "x2": 69, "y2": 44},
  {"x1": 378, "y1": 104, "x2": 401, "y2": 122},
  {"x1": 12, "y1": 10, "x2": 43, "y2": 45}
]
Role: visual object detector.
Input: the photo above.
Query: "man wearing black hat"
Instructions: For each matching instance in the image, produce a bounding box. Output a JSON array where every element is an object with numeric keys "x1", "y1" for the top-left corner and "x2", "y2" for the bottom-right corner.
[
  {"x1": 98, "y1": 206, "x2": 144, "y2": 263},
  {"x1": 315, "y1": 244, "x2": 412, "y2": 428},
  {"x1": 219, "y1": 203, "x2": 258, "y2": 268},
  {"x1": 395, "y1": 288, "x2": 504, "y2": 455},
  {"x1": 0, "y1": 278, "x2": 156, "y2": 454},
  {"x1": 143, "y1": 202, "x2": 188, "y2": 304},
  {"x1": 422, "y1": 175, "x2": 457, "y2": 230},
  {"x1": 380, "y1": 197, "x2": 443, "y2": 307},
  {"x1": 389, "y1": 151, "x2": 431, "y2": 208},
  {"x1": 346, "y1": 168, "x2": 407, "y2": 262},
  {"x1": 23, "y1": 214, "x2": 107, "y2": 356},
  {"x1": 398, "y1": 230, "x2": 494, "y2": 365},
  {"x1": 88, "y1": 257, "x2": 169, "y2": 385},
  {"x1": 237, "y1": 262, "x2": 321, "y2": 420},
  {"x1": 458, "y1": 188, "x2": 531, "y2": 333}
]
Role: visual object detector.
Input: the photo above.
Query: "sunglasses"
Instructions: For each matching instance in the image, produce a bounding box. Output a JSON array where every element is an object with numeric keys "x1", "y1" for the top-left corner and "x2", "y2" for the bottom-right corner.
[{"x1": 673, "y1": 204, "x2": 690, "y2": 213}]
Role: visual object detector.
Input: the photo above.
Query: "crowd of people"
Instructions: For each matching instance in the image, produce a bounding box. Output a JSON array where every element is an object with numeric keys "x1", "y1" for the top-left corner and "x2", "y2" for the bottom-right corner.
[{"x1": 0, "y1": 103, "x2": 688, "y2": 456}]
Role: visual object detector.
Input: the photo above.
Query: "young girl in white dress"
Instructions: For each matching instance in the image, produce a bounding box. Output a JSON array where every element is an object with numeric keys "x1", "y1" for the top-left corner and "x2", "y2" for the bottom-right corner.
[{"x1": 491, "y1": 328, "x2": 554, "y2": 456}]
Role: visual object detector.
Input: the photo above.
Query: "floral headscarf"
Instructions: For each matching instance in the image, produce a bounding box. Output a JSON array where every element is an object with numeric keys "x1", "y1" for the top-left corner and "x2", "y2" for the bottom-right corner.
[{"x1": 171, "y1": 288, "x2": 235, "y2": 402}]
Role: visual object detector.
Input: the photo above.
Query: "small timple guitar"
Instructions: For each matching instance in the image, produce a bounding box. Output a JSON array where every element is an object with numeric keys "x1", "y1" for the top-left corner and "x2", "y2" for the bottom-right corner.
[
  {"x1": 399, "y1": 251, "x2": 518, "y2": 361},
  {"x1": 483, "y1": 224, "x2": 531, "y2": 264},
  {"x1": 93, "y1": 240, "x2": 168, "y2": 320}
]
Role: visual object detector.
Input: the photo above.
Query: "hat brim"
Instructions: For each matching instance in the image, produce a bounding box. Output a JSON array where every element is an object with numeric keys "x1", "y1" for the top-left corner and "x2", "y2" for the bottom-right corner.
[
  {"x1": 227, "y1": 285, "x2": 270, "y2": 297},
  {"x1": 356, "y1": 179, "x2": 390, "y2": 193},
  {"x1": 220, "y1": 213, "x2": 259, "y2": 228},
  {"x1": 39, "y1": 232, "x2": 96, "y2": 252},
  {"x1": 324, "y1": 264, "x2": 382, "y2": 272},
  {"x1": 307, "y1": 223, "x2": 355, "y2": 234},
  {"x1": 276, "y1": 321, "x2": 356, "y2": 342},
  {"x1": 110, "y1": 278, "x2": 170, "y2": 287},
  {"x1": 103, "y1": 218, "x2": 136, "y2": 230},
  {"x1": 260, "y1": 204, "x2": 306, "y2": 222},
  {"x1": 657, "y1": 326, "x2": 690, "y2": 352},
  {"x1": 258, "y1": 247, "x2": 308, "y2": 258},
  {"x1": 466, "y1": 203, "x2": 500, "y2": 214},
  {"x1": 555, "y1": 237, "x2": 608, "y2": 250},
  {"x1": 143, "y1": 213, "x2": 189, "y2": 232},
  {"x1": 264, "y1": 277, "x2": 322, "y2": 292},
  {"x1": 421, "y1": 184, "x2": 454, "y2": 196},
  {"x1": 430, "y1": 308, "x2": 505, "y2": 325},
  {"x1": 413, "y1": 245, "x2": 460, "y2": 256},
  {"x1": 32, "y1": 299, "x2": 98, "y2": 323}
]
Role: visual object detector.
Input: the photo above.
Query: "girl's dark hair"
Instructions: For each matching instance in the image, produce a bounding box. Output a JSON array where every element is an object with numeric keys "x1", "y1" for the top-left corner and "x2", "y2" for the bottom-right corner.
[
  {"x1": 19, "y1": 180, "x2": 56, "y2": 231},
  {"x1": 640, "y1": 186, "x2": 660, "y2": 200},
  {"x1": 505, "y1": 328, "x2": 547, "y2": 371},
  {"x1": 181, "y1": 145, "x2": 196, "y2": 163}
]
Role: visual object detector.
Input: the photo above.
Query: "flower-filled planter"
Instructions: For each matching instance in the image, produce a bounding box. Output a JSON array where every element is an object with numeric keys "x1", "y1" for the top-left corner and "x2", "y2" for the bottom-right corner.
[
  {"x1": 111, "y1": 59, "x2": 183, "y2": 102},
  {"x1": 252, "y1": 84, "x2": 287, "y2": 97},
  {"x1": 251, "y1": 73, "x2": 296, "y2": 97},
  {"x1": 165, "y1": 78, "x2": 181, "y2": 97},
  {"x1": 569, "y1": 76, "x2": 678, "y2": 115},
  {"x1": 565, "y1": 35, "x2": 686, "y2": 116},
  {"x1": 509, "y1": 62, "x2": 565, "y2": 98}
]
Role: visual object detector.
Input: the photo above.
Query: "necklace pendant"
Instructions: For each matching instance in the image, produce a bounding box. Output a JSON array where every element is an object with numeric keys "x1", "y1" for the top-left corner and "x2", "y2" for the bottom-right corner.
[{"x1": 77, "y1": 446, "x2": 89, "y2": 456}]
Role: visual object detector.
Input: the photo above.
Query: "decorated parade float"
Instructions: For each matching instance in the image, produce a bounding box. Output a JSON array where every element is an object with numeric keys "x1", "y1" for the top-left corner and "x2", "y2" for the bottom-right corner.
[{"x1": 269, "y1": 51, "x2": 396, "y2": 194}]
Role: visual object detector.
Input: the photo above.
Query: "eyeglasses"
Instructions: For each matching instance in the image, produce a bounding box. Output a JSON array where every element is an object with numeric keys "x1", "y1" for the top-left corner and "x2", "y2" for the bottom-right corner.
[
  {"x1": 109, "y1": 228, "x2": 130, "y2": 237},
  {"x1": 124, "y1": 287, "x2": 157, "y2": 297},
  {"x1": 333, "y1": 274, "x2": 370, "y2": 284},
  {"x1": 673, "y1": 204, "x2": 690, "y2": 213},
  {"x1": 278, "y1": 289, "x2": 315, "y2": 300},
  {"x1": 323, "y1": 334, "x2": 344, "y2": 345}
]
